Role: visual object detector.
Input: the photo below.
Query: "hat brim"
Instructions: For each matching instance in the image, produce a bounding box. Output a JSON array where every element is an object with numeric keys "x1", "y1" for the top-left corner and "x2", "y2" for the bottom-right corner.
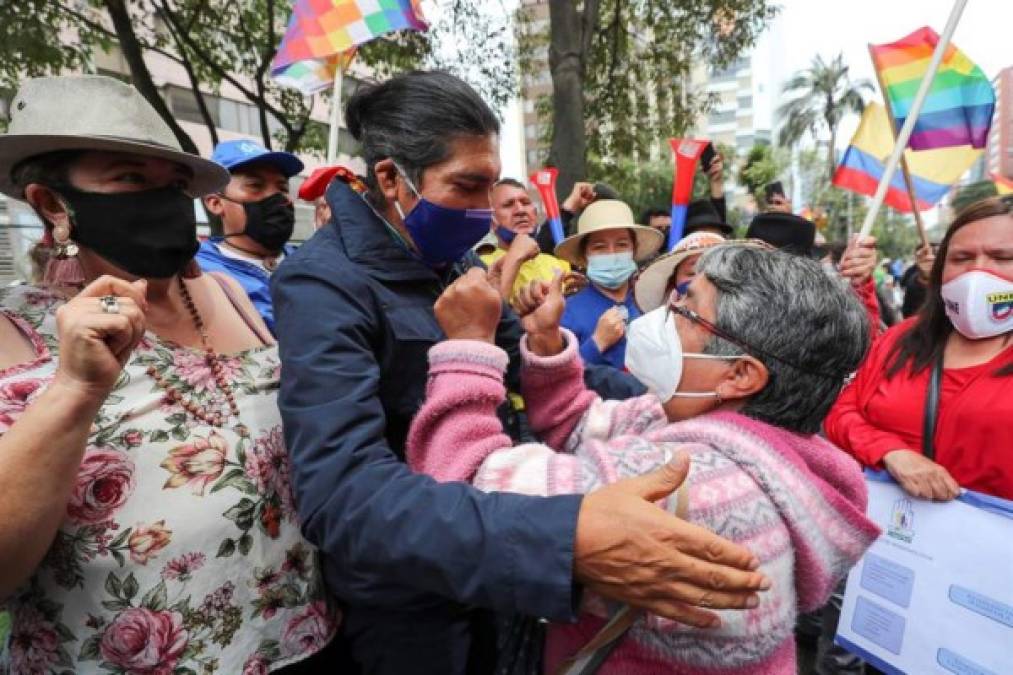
[
  {"x1": 634, "y1": 249, "x2": 705, "y2": 312},
  {"x1": 228, "y1": 151, "x2": 304, "y2": 179},
  {"x1": 0, "y1": 134, "x2": 230, "y2": 199},
  {"x1": 554, "y1": 224, "x2": 664, "y2": 266}
]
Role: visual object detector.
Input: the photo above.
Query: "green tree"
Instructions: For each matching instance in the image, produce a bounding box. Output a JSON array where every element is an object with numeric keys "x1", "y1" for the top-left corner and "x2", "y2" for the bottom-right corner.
[
  {"x1": 777, "y1": 53, "x2": 872, "y2": 182},
  {"x1": 950, "y1": 180, "x2": 999, "y2": 214},
  {"x1": 1, "y1": 1, "x2": 515, "y2": 155},
  {"x1": 519, "y1": 0, "x2": 778, "y2": 199},
  {"x1": 737, "y1": 143, "x2": 786, "y2": 204}
]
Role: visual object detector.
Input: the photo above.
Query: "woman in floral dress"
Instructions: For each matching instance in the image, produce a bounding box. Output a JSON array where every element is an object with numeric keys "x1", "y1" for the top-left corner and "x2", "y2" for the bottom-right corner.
[{"x1": 0, "y1": 75, "x2": 338, "y2": 673}]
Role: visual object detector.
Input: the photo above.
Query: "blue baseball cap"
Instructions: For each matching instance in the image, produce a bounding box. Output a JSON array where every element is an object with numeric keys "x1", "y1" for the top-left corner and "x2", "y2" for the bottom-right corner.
[{"x1": 211, "y1": 139, "x2": 304, "y2": 178}]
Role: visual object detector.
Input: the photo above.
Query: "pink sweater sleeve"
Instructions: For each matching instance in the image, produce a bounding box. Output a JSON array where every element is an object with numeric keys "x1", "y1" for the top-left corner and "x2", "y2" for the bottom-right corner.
[
  {"x1": 405, "y1": 339, "x2": 515, "y2": 483},
  {"x1": 520, "y1": 329, "x2": 668, "y2": 451},
  {"x1": 406, "y1": 331, "x2": 669, "y2": 498}
]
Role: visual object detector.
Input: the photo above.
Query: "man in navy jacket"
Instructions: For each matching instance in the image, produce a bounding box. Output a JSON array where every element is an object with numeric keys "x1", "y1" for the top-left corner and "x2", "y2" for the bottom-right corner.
[{"x1": 272, "y1": 71, "x2": 767, "y2": 674}]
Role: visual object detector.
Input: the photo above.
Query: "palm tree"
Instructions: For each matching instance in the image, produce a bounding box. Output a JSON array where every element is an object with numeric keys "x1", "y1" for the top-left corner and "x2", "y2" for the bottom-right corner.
[{"x1": 777, "y1": 53, "x2": 873, "y2": 181}]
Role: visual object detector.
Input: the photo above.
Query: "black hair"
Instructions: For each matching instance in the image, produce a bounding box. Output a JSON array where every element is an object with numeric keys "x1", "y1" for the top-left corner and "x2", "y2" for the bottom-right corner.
[
  {"x1": 578, "y1": 228, "x2": 638, "y2": 260},
  {"x1": 10, "y1": 150, "x2": 84, "y2": 229},
  {"x1": 11, "y1": 150, "x2": 83, "y2": 195},
  {"x1": 887, "y1": 196, "x2": 1013, "y2": 378},
  {"x1": 592, "y1": 182, "x2": 620, "y2": 201},
  {"x1": 641, "y1": 207, "x2": 669, "y2": 224},
  {"x1": 345, "y1": 70, "x2": 500, "y2": 204}
]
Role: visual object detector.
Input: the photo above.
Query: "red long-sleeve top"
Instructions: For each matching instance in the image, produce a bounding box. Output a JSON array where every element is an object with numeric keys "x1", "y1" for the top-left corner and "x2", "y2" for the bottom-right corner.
[{"x1": 825, "y1": 318, "x2": 1013, "y2": 500}]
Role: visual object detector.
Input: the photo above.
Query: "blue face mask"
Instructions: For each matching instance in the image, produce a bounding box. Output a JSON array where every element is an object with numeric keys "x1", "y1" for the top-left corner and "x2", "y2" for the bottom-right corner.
[
  {"x1": 495, "y1": 225, "x2": 517, "y2": 245},
  {"x1": 586, "y1": 251, "x2": 637, "y2": 290},
  {"x1": 394, "y1": 167, "x2": 493, "y2": 267}
]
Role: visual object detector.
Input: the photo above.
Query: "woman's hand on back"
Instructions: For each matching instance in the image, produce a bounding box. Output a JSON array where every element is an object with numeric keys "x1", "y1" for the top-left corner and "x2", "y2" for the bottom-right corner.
[
  {"x1": 883, "y1": 449, "x2": 961, "y2": 501},
  {"x1": 53, "y1": 275, "x2": 148, "y2": 397}
]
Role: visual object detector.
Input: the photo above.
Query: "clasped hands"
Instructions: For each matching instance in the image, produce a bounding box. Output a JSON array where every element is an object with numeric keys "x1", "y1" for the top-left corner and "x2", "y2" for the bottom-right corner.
[{"x1": 433, "y1": 269, "x2": 771, "y2": 627}]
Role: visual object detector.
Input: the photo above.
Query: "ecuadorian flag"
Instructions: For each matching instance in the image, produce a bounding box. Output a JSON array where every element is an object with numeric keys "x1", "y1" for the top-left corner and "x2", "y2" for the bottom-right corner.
[{"x1": 833, "y1": 102, "x2": 981, "y2": 212}]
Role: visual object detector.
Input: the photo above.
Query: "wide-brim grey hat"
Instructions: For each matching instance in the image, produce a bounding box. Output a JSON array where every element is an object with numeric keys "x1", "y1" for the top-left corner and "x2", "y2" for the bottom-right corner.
[{"x1": 0, "y1": 75, "x2": 229, "y2": 199}]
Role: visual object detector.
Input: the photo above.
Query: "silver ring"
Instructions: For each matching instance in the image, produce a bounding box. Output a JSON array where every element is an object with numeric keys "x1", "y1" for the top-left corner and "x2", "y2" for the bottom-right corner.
[{"x1": 99, "y1": 295, "x2": 120, "y2": 315}]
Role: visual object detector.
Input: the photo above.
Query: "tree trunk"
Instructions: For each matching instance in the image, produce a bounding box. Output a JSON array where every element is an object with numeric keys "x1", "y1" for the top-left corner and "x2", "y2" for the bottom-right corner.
[
  {"x1": 102, "y1": 0, "x2": 199, "y2": 154},
  {"x1": 156, "y1": 4, "x2": 218, "y2": 146},
  {"x1": 255, "y1": 80, "x2": 272, "y2": 149},
  {"x1": 827, "y1": 127, "x2": 836, "y2": 183},
  {"x1": 546, "y1": 0, "x2": 588, "y2": 212}
]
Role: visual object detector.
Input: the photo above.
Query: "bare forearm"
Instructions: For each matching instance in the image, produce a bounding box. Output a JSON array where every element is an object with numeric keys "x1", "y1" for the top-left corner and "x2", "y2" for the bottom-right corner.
[{"x1": 0, "y1": 378, "x2": 105, "y2": 598}]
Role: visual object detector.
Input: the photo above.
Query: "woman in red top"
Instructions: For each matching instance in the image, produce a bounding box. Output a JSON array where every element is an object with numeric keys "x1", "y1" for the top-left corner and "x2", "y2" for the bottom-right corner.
[{"x1": 825, "y1": 197, "x2": 1013, "y2": 501}]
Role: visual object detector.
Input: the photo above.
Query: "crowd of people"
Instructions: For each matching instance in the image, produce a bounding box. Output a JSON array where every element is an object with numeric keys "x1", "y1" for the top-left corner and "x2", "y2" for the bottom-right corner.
[{"x1": 0, "y1": 68, "x2": 1008, "y2": 675}]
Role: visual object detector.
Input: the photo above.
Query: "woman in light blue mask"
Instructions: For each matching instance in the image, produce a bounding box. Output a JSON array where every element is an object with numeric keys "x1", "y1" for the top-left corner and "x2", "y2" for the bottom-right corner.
[{"x1": 555, "y1": 200, "x2": 664, "y2": 369}]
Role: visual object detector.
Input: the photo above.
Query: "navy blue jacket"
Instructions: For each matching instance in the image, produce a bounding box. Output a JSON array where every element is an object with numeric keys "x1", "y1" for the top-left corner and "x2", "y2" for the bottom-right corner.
[{"x1": 273, "y1": 181, "x2": 592, "y2": 671}]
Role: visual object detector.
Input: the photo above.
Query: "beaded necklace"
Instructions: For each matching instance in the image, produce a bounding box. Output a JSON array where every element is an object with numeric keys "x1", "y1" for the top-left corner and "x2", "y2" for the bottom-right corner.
[{"x1": 144, "y1": 277, "x2": 241, "y2": 428}]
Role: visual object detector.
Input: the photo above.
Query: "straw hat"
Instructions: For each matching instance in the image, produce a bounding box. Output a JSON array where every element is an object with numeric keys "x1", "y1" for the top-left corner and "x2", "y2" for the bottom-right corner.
[
  {"x1": 634, "y1": 231, "x2": 727, "y2": 311},
  {"x1": 0, "y1": 75, "x2": 229, "y2": 198},
  {"x1": 554, "y1": 199, "x2": 664, "y2": 265}
]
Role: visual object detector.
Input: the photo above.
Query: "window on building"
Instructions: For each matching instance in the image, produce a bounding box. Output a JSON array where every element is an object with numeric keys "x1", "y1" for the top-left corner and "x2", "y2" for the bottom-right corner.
[
  {"x1": 168, "y1": 86, "x2": 200, "y2": 124},
  {"x1": 737, "y1": 95, "x2": 753, "y2": 110},
  {"x1": 709, "y1": 110, "x2": 736, "y2": 125},
  {"x1": 337, "y1": 126, "x2": 361, "y2": 157},
  {"x1": 167, "y1": 86, "x2": 221, "y2": 127},
  {"x1": 219, "y1": 99, "x2": 240, "y2": 132},
  {"x1": 710, "y1": 58, "x2": 748, "y2": 81}
]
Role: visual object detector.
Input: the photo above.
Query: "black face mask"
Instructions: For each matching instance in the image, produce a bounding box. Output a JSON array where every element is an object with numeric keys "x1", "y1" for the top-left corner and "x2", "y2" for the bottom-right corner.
[
  {"x1": 225, "y1": 193, "x2": 295, "y2": 252},
  {"x1": 57, "y1": 184, "x2": 200, "y2": 279}
]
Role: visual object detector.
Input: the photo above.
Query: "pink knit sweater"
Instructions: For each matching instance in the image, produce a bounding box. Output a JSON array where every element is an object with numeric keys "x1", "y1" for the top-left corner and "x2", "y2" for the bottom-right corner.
[{"x1": 406, "y1": 330, "x2": 880, "y2": 675}]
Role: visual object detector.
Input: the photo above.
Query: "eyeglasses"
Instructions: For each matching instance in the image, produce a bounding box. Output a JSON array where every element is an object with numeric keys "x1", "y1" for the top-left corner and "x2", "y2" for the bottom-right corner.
[{"x1": 667, "y1": 302, "x2": 841, "y2": 380}]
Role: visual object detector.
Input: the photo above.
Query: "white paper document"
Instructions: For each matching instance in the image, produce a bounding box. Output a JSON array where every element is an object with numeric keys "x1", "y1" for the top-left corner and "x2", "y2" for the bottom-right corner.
[{"x1": 836, "y1": 474, "x2": 1013, "y2": 675}]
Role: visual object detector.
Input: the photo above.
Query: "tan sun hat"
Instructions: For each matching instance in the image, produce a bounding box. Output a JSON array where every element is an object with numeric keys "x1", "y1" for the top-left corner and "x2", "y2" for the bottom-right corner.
[
  {"x1": 554, "y1": 199, "x2": 664, "y2": 265},
  {"x1": 634, "y1": 231, "x2": 727, "y2": 312},
  {"x1": 0, "y1": 75, "x2": 229, "y2": 199}
]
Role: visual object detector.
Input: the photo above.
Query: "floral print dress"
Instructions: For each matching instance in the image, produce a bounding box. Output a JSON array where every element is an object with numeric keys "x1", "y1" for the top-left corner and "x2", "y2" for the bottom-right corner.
[{"x1": 0, "y1": 285, "x2": 338, "y2": 675}]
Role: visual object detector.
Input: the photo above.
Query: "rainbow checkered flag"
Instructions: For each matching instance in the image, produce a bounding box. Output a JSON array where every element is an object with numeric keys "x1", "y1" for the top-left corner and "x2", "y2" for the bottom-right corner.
[{"x1": 271, "y1": 0, "x2": 427, "y2": 95}]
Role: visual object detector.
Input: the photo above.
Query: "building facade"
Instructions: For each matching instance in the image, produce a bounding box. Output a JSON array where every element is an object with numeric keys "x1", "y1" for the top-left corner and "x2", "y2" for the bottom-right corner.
[
  {"x1": 515, "y1": 0, "x2": 778, "y2": 212},
  {"x1": 986, "y1": 66, "x2": 1013, "y2": 181}
]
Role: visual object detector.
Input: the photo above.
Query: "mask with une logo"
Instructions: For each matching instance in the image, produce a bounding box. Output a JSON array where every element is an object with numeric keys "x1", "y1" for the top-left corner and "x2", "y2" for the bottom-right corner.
[{"x1": 941, "y1": 269, "x2": 1013, "y2": 339}]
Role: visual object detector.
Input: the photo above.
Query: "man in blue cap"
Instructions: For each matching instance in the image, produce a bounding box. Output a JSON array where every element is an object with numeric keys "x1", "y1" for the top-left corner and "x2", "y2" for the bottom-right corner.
[{"x1": 198, "y1": 139, "x2": 304, "y2": 333}]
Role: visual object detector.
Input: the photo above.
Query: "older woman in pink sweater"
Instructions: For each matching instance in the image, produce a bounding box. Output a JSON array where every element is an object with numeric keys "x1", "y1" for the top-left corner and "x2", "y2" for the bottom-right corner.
[{"x1": 407, "y1": 244, "x2": 880, "y2": 675}]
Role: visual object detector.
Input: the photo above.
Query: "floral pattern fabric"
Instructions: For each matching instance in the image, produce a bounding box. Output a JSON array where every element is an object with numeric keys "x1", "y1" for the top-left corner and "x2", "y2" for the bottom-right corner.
[{"x1": 0, "y1": 285, "x2": 338, "y2": 674}]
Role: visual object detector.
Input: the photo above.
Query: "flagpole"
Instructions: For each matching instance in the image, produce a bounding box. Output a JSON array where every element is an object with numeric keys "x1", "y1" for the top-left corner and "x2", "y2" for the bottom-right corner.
[
  {"x1": 326, "y1": 63, "x2": 345, "y2": 164},
  {"x1": 858, "y1": 0, "x2": 968, "y2": 239},
  {"x1": 868, "y1": 45, "x2": 931, "y2": 248}
]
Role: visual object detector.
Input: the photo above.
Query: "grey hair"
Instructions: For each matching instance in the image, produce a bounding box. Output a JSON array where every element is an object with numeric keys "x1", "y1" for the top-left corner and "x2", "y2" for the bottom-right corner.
[
  {"x1": 696, "y1": 245, "x2": 870, "y2": 434},
  {"x1": 344, "y1": 70, "x2": 500, "y2": 205}
]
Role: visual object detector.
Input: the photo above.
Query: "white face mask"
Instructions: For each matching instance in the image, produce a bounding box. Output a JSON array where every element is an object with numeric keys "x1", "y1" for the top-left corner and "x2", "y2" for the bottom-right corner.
[
  {"x1": 940, "y1": 269, "x2": 1013, "y2": 339},
  {"x1": 625, "y1": 306, "x2": 742, "y2": 402}
]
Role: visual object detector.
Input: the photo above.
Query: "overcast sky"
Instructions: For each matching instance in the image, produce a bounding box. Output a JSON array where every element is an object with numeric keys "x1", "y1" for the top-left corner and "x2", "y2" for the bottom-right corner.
[{"x1": 498, "y1": 0, "x2": 1011, "y2": 178}]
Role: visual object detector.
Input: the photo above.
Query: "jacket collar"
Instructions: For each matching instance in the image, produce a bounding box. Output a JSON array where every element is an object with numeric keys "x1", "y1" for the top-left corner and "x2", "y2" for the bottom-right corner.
[{"x1": 324, "y1": 177, "x2": 449, "y2": 284}]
